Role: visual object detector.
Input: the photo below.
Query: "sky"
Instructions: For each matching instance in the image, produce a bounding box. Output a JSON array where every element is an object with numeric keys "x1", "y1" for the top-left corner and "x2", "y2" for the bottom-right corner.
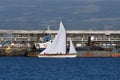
[{"x1": 0, "y1": 0, "x2": 120, "y2": 30}]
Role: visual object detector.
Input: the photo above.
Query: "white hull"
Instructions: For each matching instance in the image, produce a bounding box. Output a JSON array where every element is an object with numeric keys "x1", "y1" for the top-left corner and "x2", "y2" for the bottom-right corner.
[{"x1": 38, "y1": 54, "x2": 77, "y2": 58}]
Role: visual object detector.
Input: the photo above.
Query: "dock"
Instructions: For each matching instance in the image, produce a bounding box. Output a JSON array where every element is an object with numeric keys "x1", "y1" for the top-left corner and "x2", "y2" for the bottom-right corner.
[
  {"x1": 0, "y1": 30, "x2": 120, "y2": 56},
  {"x1": 0, "y1": 30, "x2": 120, "y2": 47}
]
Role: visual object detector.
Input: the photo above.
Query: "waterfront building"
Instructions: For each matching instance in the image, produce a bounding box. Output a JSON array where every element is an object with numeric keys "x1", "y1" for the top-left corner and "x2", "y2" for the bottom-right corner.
[{"x1": 0, "y1": 30, "x2": 120, "y2": 48}]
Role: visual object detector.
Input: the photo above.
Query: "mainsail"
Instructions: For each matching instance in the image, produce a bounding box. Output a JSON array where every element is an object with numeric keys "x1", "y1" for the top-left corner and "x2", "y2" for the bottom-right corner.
[
  {"x1": 40, "y1": 21, "x2": 66, "y2": 54},
  {"x1": 69, "y1": 38, "x2": 77, "y2": 54}
]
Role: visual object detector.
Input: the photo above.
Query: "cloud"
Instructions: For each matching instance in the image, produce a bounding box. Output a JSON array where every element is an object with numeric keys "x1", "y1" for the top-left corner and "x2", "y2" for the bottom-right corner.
[
  {"x1": 103, "y1": 25, "x2": 114, "y2": 30},
  {"x1": 0, "y1": 4, "x2": 37, "y2": 12},
  {"x1": 0, "y1": 6, "x2": 7, "y2": 11},
  {"x1": 5, "y1": 0, "x2": 103, "y2": 1},
  {"x1": 80, "y1": 4, "x2": 100, "y2": 13},
  {"x1": 83, "y1": 18, "x2": 120, "y2": 22},
  {"x1": 63, "y1": 4, "x2": 101, "y2": 14}
]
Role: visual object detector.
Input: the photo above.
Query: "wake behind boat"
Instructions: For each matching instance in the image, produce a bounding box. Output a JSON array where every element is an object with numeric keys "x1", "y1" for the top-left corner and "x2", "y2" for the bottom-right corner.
[{"x1": 38, "y1": 21, "x2": 77, "y2": 58}]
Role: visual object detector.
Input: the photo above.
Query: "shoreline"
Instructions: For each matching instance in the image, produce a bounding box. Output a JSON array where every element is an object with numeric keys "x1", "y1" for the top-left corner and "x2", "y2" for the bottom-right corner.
[
  {"x1": 0, "y1": 48, "x2": 120, "y2": 57},
  {"x1": 0, "y1": 47, "x2": 28, "y2": 56}
]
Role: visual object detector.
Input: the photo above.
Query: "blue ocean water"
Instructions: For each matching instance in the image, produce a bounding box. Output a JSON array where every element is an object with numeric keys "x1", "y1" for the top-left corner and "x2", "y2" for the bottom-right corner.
[{"x1": 0, "y1": 57, "x2": 120, "y2": 80}]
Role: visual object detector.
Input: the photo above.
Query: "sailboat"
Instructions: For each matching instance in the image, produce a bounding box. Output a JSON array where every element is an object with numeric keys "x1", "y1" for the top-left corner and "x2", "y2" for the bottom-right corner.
[{"x1": 38, "y1": 21, "x2": 77, "y2": 58}]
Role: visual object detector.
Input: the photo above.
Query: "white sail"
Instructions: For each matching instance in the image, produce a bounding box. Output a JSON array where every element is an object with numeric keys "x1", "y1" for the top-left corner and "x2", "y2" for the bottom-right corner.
[
  {"x1": 69, "y1": 38, "x2": 77, "y2": 54},
  {"x1": 40, "y1": 21, "x2": 66, "y2": 54}
]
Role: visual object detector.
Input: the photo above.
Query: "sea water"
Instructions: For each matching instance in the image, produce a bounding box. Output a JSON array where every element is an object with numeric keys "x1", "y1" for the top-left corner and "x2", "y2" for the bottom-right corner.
[{"x1": 0, "y1": 57, "x2": 120, "y2": 80}]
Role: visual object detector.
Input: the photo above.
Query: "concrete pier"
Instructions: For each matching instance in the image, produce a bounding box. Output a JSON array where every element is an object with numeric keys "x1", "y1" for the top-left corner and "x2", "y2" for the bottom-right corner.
[{"x1": 0, "y1": 30, "x2": 120, "y2": 48}]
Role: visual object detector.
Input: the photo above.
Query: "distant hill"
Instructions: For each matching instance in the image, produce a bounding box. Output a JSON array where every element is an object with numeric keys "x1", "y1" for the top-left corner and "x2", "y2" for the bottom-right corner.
[{"x1": 0, "y1": 0, "x2": 120, "y2": 30}]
